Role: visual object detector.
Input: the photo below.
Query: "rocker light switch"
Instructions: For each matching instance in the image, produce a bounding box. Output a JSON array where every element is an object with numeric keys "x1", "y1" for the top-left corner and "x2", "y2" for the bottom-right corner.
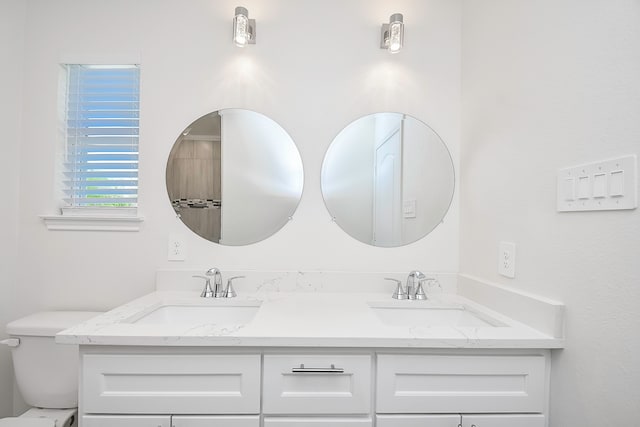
[
  {"x1": 557, "y1": 155, "x2": 637, "y2": 211},
  {"x1": 562, "y1": 178, "x2": 575, "y2": 201},
  {"x1": 593, "y1": 173, "x2": 607, "y2": 198},
  {"x1": 610, "y1": 170, "x2": 624, "y2": 196},
  {"x1": 577, "y1": 176, "x2": 590, "y2": 199}
]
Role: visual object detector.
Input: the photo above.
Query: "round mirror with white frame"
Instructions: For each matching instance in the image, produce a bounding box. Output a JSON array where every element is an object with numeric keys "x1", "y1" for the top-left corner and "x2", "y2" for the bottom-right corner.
[
  {"x1": 166, "y1": 109, "x2": 304, "y2": 245},
  {"x1": 321, "y1": 112, "x2": 455, "y2": 247}
]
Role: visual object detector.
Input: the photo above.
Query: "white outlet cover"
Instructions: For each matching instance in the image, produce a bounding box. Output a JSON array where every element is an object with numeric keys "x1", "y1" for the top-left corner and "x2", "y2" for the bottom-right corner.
[
  {"x1": 498, "y1": 241, "x2": 516, "y2": 278},
  {"x1": 168, "y1": 233, "x2": 187, "y2": 261}
]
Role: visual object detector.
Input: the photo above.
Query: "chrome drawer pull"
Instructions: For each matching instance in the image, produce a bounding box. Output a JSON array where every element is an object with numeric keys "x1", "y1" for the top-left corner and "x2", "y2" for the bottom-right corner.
[{"x1": 291, "y1": 364, "x2": 345, "y2": 373}]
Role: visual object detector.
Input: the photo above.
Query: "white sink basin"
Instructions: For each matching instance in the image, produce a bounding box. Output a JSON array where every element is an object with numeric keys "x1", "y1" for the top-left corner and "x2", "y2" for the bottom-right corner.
[
  {"x1": 128, "y1": 300, "x2": 261, "y2": 326},
  {"x1": 368, "y1": 301, "x2": 505, "y2": 328}
]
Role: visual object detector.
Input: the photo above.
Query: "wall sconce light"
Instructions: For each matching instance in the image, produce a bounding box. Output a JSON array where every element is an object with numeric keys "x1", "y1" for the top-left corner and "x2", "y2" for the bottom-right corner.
[
  {"x1": 380, "y1": 13, "x2": 404, "y2": 53},
  {"x1": 233, "y1": 6, "x2": 256, "y2": 47}
]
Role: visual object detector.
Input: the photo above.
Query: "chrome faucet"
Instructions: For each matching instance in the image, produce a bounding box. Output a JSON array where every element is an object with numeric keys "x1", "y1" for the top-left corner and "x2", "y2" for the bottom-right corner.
[
  {"x1": 193, "y1": 268, "x2": 244, "y2": 298},
  {"x1": 406, "y1": 270, "x2": 427, "y2": 300},
  {"x1": 385, "y1": 271, "x2": 432, "y2": 300},
  {"x1": 205, "y1": 267, "x2": 224, "y2": 297}
]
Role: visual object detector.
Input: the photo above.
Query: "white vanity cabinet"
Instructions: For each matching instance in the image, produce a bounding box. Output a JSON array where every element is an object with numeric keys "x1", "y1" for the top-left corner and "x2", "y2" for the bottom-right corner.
[{"x1": 78, "y1": 348, "x2": 550, "y2": 427}]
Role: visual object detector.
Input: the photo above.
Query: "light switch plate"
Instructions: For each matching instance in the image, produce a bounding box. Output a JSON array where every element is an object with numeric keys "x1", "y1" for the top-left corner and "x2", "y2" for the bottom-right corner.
[
  {"x1": 557, "y1": 154, "x2": 637, "y2": 211},
  {"x1": 403, "y1": 199, "x2": 417, "y2": 218}
]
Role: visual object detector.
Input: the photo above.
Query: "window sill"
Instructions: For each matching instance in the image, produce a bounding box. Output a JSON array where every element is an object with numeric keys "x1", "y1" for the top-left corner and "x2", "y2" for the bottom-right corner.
[{"x1": 40, "y1": 214, "x2": 144, "y2": 231}]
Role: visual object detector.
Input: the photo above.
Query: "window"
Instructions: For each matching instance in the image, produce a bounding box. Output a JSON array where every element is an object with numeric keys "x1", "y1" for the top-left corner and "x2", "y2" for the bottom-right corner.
[{"x1": 62, "y1": 64, "x2": 140, "y2": 213}]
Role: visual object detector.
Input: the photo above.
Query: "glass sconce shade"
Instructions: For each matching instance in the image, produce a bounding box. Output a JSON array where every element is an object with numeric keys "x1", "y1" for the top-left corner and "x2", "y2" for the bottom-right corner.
[
  {"x1": 381, "y1": 13, "x2": 404, "y2": 53},
  {"x1": 233, "y1": 6, "x2": 256, "y2": 47}
]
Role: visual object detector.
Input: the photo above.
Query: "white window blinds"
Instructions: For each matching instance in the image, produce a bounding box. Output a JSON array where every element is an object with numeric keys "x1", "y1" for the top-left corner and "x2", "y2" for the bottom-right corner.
[{"x1": 64, "y1": 64, "x2": 140, "y2": 208}]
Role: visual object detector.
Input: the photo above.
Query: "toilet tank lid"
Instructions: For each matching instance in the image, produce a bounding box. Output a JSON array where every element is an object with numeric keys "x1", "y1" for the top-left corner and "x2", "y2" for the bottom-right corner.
[{"x1": 6, "y1": 311, "x2": 103, "y2": 337}]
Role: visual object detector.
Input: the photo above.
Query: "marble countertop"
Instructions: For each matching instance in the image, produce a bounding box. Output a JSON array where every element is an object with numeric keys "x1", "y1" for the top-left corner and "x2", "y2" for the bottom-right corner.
[{"x1": 56, "y1": 290, "x2": 563, "y2": 349}]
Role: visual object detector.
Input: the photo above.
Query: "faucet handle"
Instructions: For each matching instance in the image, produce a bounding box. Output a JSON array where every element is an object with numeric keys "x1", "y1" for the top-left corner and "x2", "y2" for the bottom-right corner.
[
  {"x1": 224, "y1": 276, "x2": 245, "y2": 298},
  {"x1": 193, "y1": 275, "x2": 215, "y2": 298},
  {"x1": 414, "y1": 280, "x2": 428, "y2": 300},
  {"x1": 414, "y1": 277, "x2": 440, "y2": 300},
  {"x1": 385, "y1": 278, "x2": 407, "y2": 300}
]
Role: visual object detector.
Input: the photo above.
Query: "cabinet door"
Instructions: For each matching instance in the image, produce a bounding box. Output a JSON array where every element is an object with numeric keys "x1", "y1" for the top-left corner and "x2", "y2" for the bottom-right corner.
[
  {"x1": 171, "y1": 415, "x2": 259, "y2": 427},
  {"x1": 82, "y1": 415, "x2": 171, "y2": 427},
  {"x1": 377, "y1": 415, "x2": 460, "y2": 427},
  {"x1": 462, "y1": 414, "x2": 545, "y2": 427},
  {"x1": 264, "y1": 417, "x2": 372, "y2": 427}
]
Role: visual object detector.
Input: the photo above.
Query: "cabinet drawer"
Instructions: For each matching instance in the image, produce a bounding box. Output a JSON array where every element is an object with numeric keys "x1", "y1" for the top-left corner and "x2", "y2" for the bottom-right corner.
[
  {"x1": 462, "y1": 414, "x2": 545, "y2": 427},
  {"x1": 377, "y1": 353, "x2": 546, "y2": 413},
  {"x1": 376, "y1": 414, "x2": 545, "y2": 427},
  {"x1": 264, "y1": 417, "x2": 372, "y2": 427},
  {"x1": 263, "y1": 354, "x2": 371, "y2": 414},
  {"x1": 172, "y1": 415, "x2": 260, "y2": 427},
  {"x1": 82, "y1": 415, "x2": 170, "y2": 427},
  {"x1": 377, "y1": 415, "x2": 461, "y2": 427},
  {"x1": 82, "y1": 353, "x2": 260, "y2": 414},
  {"x1": 82, "y1": 415, "x2": 260, "y2": 427}
]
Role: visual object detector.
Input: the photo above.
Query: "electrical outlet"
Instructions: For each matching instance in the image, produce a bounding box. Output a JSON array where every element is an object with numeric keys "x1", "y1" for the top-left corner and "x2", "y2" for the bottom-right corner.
[
  {"x1": 168, "y1": 233, "x2": 187, "y2": 261},
  {"x1": 498, "y1": 241, "x2": 516, "y2": 278}
]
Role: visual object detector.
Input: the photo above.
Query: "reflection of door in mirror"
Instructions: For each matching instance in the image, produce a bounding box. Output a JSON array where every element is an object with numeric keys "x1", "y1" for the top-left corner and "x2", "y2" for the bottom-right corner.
[
  {"x1": 322, "y1": 112, "x2": 454, "y2": 247},
  {"x1": 373, "y1": 126, "x2": 402, "y2": 246},
  {"x1": 166, "y1": 114, "x2": 222, "y2": 242}
]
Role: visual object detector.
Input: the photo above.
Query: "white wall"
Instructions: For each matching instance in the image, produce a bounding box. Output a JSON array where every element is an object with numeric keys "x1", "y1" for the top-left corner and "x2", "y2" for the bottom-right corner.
[
  {"x1": 14, "y1": 0, "x2": 460, "y2": 312},
  {"x1": 0, "y1": 0, "x2": 25, "y2": 417},
  {"x1": 461, "y1": 1, "x2": 640, "y2": 425}
]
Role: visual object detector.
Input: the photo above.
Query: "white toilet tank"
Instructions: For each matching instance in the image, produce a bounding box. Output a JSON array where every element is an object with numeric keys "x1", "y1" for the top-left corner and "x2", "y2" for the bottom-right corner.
[{"x1": 5, "y1": 311, "x2": 102, "y2": 409}]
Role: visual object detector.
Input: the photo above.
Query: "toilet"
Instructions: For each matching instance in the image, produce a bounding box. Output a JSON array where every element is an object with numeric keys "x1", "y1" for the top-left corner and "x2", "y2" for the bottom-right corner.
[{"x1": 0, "y1": 311, "x2": 102, "y2": 427}]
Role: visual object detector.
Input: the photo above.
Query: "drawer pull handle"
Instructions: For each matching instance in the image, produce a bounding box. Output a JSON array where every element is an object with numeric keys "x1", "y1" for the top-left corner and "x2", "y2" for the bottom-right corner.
[{"x1": 291, "y1": 364, "x2": 345, "y2": 373}]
